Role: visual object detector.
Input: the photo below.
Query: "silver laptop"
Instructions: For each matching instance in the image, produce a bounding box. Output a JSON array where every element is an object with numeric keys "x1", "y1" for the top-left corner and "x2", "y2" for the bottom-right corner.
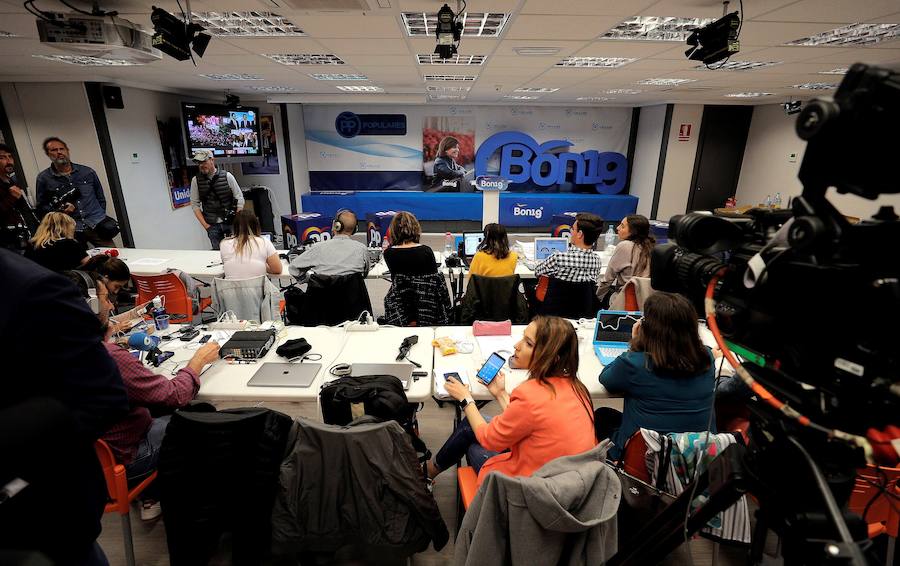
[
  {"x1": 350, "y1": 363, "x2": 415, "y2": 390},
  {"x1": 247, "y1": 362, "x2": 322, "y2": 388}
]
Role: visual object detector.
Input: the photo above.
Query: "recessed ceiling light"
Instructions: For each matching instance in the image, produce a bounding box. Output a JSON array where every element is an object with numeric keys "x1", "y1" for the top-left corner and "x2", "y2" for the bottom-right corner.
[
  {"x1": 577, "y1": 96, "x2": 614, "y2": 102},
  {"x1": 515, "y1": 87, "x2": 559, "y2": 93},
  {"x1": 191, "y1": 11, "x2": 304, "y2": 37},
  {"x1": 637, "y1": 78, "x2": 696, "y2": 86},
  {"x1": 249, "y1": 86, "x2": 301, "y2": 92},
  {"x1": 504, "y1": 95, "x2": 539, "y2": 100},
  {"x1": 0, "y1": 30, "x2": 19, "y2": 38},
  {"x1": 514, "y1": 47, "x2": 561, "y2": 56},
  {"x1": 426, "y1": 85, "x2": 471, "y2": 92},
  {"x1": 32, "y1": 54, "x2": 140, "y2": 66},
  {"x1": 556, "y1": 57, "x2": 635, "y2": 68},
  {"x1": 602, "y1": 16, "x2": 716, "y2": 41},
  {"x1": 695, "y1": 60, "x2": 782, "y2": 71},
  {"x1": 309, "y1": 73, "x2": 367, "y2": 80},
  {"x1": 264, "y1": 53, "x2": 345, "y2": 65},
  {"x1": 336, "y1": 85, "x2": 384, "y2": 92},
  {"x1": 603, "y1": 89, "x2": 642, "y2": 95},
  {"x1": 784, "y1": 23, "x2": 900, "y2": 46},
  {"x1": 402, "y1": 12, "x2": 509, "y2": 37},
  {"x1": 429, "y1": 93, "x2": 467, "y2": 100},
  {"x1": 200, "y1": 73, "x2": 264, "y2": 80},
  {"x1": 417, "y1": 54, "x2": 486, "y2": 65},
  {"x1": 725, "y1": 92, "x2": 774, "y2": 98},
  {"x1": 793, "y1": 82, "x2": 838, "y2": 90},
  {"x1": 819, "y1": 68, "x2": 848, "y2": 75},
  {"x1": 424, "y1": 74, "x2": 478, "y2": 81}
]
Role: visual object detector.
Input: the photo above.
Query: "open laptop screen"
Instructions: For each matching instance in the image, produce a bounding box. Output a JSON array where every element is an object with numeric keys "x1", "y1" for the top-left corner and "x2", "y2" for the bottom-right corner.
[
  {"x1": 463, "y1": 232, "x2": 484, "y2": 257},
  {"x1": 595, "y1": 312, "x2": 642, "y2": 343},
  {"x1": 534, "y1": 237, "x2": 568, "y2": 261}
]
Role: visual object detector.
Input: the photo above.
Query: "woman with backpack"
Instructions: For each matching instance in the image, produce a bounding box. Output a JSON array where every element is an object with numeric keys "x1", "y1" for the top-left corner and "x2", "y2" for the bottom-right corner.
[{"x1": 425, "y1": 316, "x2": 596, "y2": 488}]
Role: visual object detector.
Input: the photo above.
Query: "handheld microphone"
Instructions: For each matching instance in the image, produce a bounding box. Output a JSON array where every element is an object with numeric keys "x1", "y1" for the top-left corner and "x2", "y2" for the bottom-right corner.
[{"x1": 128, "y1": 332, "x2": 161, "y2": 351}]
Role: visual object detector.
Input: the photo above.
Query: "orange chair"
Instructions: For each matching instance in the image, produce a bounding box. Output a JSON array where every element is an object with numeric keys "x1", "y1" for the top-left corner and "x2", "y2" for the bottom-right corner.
[
  {"x1": 94, "y1": 439, "x2": 158, "y2": 566},
  {"x1": 623, "y1": 280, "x2": 639, "y2": 311},
  {"x1": 457, "y1": 466, "x2": 478, "y2": 510},
  {"x1": 848, "y1": 464, "x2": 900, "y2": 545},
  {"x1": 132, "y1": 273, "x2": 212, "y2": 324}
]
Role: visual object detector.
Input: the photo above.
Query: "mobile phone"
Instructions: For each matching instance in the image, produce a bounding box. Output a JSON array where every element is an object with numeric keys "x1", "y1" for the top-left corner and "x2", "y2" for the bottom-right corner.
[
  {"x1": 199, "y1": 334, "x2": 212, "y2": 344},
  {"x1": 179, "y1": 329, "x2": 200, "y2": 341},
  {"x1": 476, "y1": 352, "x2": 506, "y2": 385},
  {"x1": 443, "y1": 371, "x2": 461, "y2": 383}
]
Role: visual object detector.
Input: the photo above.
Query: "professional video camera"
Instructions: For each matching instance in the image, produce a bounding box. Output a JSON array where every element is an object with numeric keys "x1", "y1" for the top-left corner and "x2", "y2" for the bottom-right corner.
[{"x1": 614, "y1": 63, "x2": 900, "y2": 565}]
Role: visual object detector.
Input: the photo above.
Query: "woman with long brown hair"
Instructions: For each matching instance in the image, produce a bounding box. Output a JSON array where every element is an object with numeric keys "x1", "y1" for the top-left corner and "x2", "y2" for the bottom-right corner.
[
  {"x1": 25, "y1": 211, "x2": 89, "y2": 271},
  {"x1": 382, "y1": 211, "x2": 438, "y2": 276},
  {"x1": 596, "y1": 292, "x2": 718, "y2": 459},
  {"x1": 468, "y1": 222, "x2": 518, "y2": 277},
  {"x1": 428, "y1": 316, "x2": 596, "y2": 487},
  {"x1": 219, "y1": 210, "x2": 282, "y2": 279},
  {"x1": 596, "y1": 214, "x2": 655, "y2": 307}
]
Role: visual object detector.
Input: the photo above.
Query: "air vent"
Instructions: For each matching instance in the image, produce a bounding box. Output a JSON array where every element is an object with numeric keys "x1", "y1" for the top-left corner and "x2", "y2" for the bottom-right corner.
[{"x1": 275, "y1": 0, "x2": 373, "y2": 10}]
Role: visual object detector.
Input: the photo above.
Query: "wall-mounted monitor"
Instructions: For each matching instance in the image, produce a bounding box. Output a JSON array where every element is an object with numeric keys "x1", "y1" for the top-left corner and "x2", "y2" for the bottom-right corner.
[{"x1": 181, "y1": 102, "x2": 262, "y2": 162}]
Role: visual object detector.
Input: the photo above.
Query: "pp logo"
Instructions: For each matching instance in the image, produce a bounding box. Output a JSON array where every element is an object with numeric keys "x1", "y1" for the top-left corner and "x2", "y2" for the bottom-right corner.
[
  {"x1": 284, "y1": 227, "x2": 298, "y2": 248},
  {"x1": 301, "y1": 226, "x2": 331, "y2": 244},
  {"x1": 367, "y1": 224, "x2": 382, "y2": 247},
  {"x1": 335, "y1": 111, "x2": 362, "y2": 138},
  {"x1": 553, "y1": 224, "x2": 572, "y2": 238}
]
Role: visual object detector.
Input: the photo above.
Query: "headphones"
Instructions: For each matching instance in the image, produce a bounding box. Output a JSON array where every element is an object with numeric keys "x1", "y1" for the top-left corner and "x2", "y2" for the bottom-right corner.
[
  {"x1": 332, "y1": 209, "x2": 357, "y2": 235},
  {"x1": 70, "y1": 270, "x2": 100, "y2": 314}
]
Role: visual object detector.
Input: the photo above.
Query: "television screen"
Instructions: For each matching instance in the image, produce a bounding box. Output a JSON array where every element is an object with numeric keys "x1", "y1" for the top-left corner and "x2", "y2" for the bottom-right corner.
[{"x1": 181, "y1": 102, "x2": 262, "y2": 159}]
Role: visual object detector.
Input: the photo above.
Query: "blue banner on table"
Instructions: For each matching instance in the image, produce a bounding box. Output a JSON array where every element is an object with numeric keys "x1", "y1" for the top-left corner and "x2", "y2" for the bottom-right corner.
[
  {"x1": 498, "y1": 195, "x2": 638, "y2": 228},
  {"x1": 170, "y1": 186, "x2": 191, "y2": 209},
  {"x1": 282, "y1": 213, "x2": 332, "y2": 248},
  {"x1": 365, "y1": 211, "x2": 396, "y2": 247}
]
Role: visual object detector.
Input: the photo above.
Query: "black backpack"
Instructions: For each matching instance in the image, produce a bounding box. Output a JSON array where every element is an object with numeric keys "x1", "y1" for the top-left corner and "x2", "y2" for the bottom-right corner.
[{"x1": 320, "y1": 375, "x2": 429, "y2": 462}]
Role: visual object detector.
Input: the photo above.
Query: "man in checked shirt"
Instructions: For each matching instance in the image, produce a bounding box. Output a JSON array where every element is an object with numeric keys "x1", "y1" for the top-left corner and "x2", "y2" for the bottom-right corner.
[
  {"x1": 534, "y1": 212, "x2": 605, "y2": 283},
  {"x1": 77, "y1": 271, "x2": 221, "y2": 521}
]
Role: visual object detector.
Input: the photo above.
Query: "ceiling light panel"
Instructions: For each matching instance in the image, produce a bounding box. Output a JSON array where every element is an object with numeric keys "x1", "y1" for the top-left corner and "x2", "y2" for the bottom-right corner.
[
  {"x1": 191, "y1": 11, "x2": 304, "y2": 37},
  {"x1": 515, "y1": 87, "x2": 559, "y2": 93},
  {"x1": 402, "y1": 12, "x2": 509, "y2": 37},
  {"x1": 695, "y1": 60, "x2": 782, "y2": 71},
  {"x1": 417, "y1": 54, "x2": 486, "y2": 65},
  {"x1": 32, "y1": 54, "x2": 139, "y2": 66},
  {"x1": 336, "y1": 85, "x2": 384, "y2": 92},
  {"x1": 429, "y1": 93, "x2": 467, "y2": 100},
  {"x1": 725, "y1": 92, "x2": 774, "y2": 98},
  {"x1": 637, "y1": 78, "x2": 696, "y2": 86},
  {"x1": 264, "y1": 53, "x2": 345, "y2": 65},
  {"x1": 0, "y1": 30, "x2": 19, "y2": 38},
  {"x1": 504, "y1": 95, "x2": 539, "y2": 100},
  {"x1": 603, "y1": 89, "x2": 642, "y2": 95},
  {"x1": 577, "y1": 97, "x2": 614, "y2": 102},
  {"x1": 309, "y1": 73, "x2": 367, "y2": 80},
  {"x1": 793, "y1": 82, "x2": 838, "y2": 90},
  {"x1": 423, "y1": 74, "x2": 478, "y2": 81},
  {"x1": 819, "y1": 68, "x2": 848, "y2": 75},
  {"x1": 200, "y1": 73, "x2": 264, "y2": 80},
  {"x1": 250, "y1": 86, "x2": 301, "y2": 92},
  {"x1": 514, "y1": 47, "x2": 561, "y2": 56},
  {"x1": 426, "y1": 85, "x2": 471, "y2": 92},
  {"x1": 784, "y1": 23, "x2": 900, "y2": 47},
  {"x1": 556, "y1": 57, "x2": 635, "y2": 68},
  {"x1": 602, "y1": 16, "x2": 716, "y2": 41}
]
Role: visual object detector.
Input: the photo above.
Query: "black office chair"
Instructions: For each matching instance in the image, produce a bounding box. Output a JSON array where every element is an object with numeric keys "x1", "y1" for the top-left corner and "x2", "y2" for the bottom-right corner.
[
  {"x1": 459, "y1": 274, "x2": 529, "y2": 324},
  {"x1": 290, "y1": 272, "x2": 373, "y2": 326},
  {"x1": 539, "y1": 277, "x2": 597, "y2": 319}
]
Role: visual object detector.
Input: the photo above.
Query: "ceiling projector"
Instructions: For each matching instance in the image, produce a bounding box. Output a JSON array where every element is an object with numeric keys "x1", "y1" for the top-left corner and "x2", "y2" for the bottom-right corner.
[
  {"x1": 36, "y1": 12, "x2": 162, "y2": 64},
  {"x1": 684, "y1": 12, "x2": 741, "y2": 66}
]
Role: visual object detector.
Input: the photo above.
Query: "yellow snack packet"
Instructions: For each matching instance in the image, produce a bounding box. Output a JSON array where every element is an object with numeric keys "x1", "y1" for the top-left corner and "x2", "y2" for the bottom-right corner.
[{"x1": 431, "y1": 336, "x2": 457, "y2": 356}]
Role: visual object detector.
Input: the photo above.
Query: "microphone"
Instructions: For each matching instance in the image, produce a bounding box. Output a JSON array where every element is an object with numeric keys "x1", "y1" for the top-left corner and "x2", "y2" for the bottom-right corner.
[{"x1": 128, "y1": 332, "x2": 161, "y2": 351}]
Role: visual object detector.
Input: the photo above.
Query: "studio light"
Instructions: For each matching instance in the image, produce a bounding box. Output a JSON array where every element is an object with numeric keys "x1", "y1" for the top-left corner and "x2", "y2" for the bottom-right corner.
[
  {"x1": 151, "y1": 6, "x2": 211, "y2": 62},
  {"x1": 783, "y1": 100, "x2": 803, "y2": 115},
  {"x1": 434, "y1": 3, "x2": 463, "y2": 60},
  {"x1": 684, "y1": 12, "x2": 740, "y2": 66}
]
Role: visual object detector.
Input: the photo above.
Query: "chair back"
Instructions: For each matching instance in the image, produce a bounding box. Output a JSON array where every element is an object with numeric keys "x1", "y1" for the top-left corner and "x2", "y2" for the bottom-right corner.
[
  {"x1": 211, "y1": 275, "x2": 281, "y2": 322},
  {"x1": 540, "y1": 277, "x2": 596, "y2": 319},
  {"x1": 381, "y1": 273, "x2": 452, "y2": 327},
  {"x1": 94, "y1": 439, "x2": 129, "y2": 514},
  {"x1": 849, "y1": 464, "x2": 900, "y2": 525},
  {"x1": 459, "y1": 274, "x2": 529, "y2": 325},
  {"x1": 296, "y1": 272, "x2": 373, "y2": 326},
  {"x1": 132, "y1": 273, "x2": 193, "y2": 323}
]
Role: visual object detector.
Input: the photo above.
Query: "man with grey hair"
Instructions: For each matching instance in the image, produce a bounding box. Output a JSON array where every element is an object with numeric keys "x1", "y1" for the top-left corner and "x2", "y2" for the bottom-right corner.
[
  {"x1": 189, "y1": 150, "x2": 244, "y2": 250},
  {"x1": 289, "y1": 209, "x2": 369, "y2": 278}
]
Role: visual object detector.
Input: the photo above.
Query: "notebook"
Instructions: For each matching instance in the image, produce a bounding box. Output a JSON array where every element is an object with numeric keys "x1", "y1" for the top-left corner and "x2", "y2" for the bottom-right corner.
[
  {"x1": 593, "y1": 310, "x2": 642, "y2": 365},
  {"x1": 533, "y1": 237, "x2": 568, "y2": 261},
  {"x1": 247, "y1": 362, "x2": 322, "y2": 388},
  {"x1": 461, "y1": 232, "x2": 484, "y2": 267}
]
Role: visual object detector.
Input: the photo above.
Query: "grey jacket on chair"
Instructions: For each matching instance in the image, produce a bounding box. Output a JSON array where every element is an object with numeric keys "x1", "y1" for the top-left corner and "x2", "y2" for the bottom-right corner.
[
  {"x1": 455, "y1": 442, "x2": 621, "y2": 566},
  {"x1": 211, "y1": 275, "x2": 281, "y2": 323}
]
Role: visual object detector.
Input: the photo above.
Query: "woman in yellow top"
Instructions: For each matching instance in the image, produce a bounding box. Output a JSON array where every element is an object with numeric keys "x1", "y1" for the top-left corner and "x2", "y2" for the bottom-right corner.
[{"x1": 468, "y1": 223, "x2": 518, "y2": 277}]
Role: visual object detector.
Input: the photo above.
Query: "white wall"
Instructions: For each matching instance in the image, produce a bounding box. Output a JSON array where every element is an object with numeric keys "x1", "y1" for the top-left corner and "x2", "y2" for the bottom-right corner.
[
  {"x1": 1, "y1": 82, "x2": 118, "y2": 235},
  {"x1": 286, "y1": 103, "x2": 311, "y2": 207},
  {"x1": 629, "y1": 104, "x2": 667, "y2": 218},
  {"x1": 104, "y1": 86, "x2": 212, "y2": 249},
  {"x1": 737, "y1": 103, "x2": 900, "y2": 220},
  {"x1": 655, "y1": 104, "x2": 703, "y2": 221}
]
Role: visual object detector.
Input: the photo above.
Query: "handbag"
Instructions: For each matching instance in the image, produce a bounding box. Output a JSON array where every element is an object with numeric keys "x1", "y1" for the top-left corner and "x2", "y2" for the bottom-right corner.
[
  {"x1": 612, "y1": 433, "x2": 676, "y2": 548},
  {"x1": 93, "y1": 216, "x2": 120, "y2": 240}
]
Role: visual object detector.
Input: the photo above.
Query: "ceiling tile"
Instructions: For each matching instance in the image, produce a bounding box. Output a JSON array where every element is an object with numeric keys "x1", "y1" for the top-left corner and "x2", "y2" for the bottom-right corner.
[
  {"x1": 752, "y1": 0, "x2": 900, "y2": 23},
  {"x1": 340, "y1": 54, "x2": 414, "y2": 66},
  {"x1": 301, "y1": 15, "x2": 401, "y2": 38},
  {"x1": 519, "y1": 0, "x2": 658, "y2": 16},
  {"x1": 575, "y1": 41, "x2": 677, "y2": 58},
  {"x1": 317, "y1": 38, "x2": 410, "y2": 55},
  {"x1": 505, "y1": 15, "x2": 622, "y2": 40},
  {"x1": 492, "y1": 40, "x2": 587, "y2": 57},
  {"x1": 739, "y1": 21, "x2": 850, "y2": 46}
]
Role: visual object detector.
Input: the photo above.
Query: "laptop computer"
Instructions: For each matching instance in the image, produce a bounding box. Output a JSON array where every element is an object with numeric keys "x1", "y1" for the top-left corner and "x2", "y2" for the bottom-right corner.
[
  {"x1": 247, "y1": 362, "x2": 322, "y2": 388},
  {"x1": 350, "y1": 363, "x2": 415, "y2": 391},
  {"x1": 593, "y1": 310, "x2": 642, "y2": 365},
  {"x1": 534, "y1": 237, "x2": 568, "y2": 261},
  {"x1": 460, "y1": 232, "x2": 484, "y2": 267}
]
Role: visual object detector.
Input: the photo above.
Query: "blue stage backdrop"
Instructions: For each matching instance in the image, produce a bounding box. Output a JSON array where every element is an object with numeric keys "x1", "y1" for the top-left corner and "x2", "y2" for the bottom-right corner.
[{"x1": 302, "y1": 105, "x2": 636, "y2": 225}]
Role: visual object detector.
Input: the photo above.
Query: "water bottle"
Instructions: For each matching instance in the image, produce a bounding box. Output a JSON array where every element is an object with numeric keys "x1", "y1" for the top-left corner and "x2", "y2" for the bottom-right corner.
[
  {"x1": 774, "y1": 192, "x2": 783, "y2": 209},
  {"x1": 604, "y1": 226, "x2": 616, "y2": 250},
  {"x1": 764, "y1": 194, "x2": 772, "y2": 208},
  {"x1": 444, "y1": 232, "x2": 453, "y2": 257}
]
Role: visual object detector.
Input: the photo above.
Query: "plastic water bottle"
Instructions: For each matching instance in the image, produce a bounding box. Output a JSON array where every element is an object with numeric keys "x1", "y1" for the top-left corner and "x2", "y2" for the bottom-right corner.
[
  {"x1": 444, "y1": 232, "x2": 453, "y2": 257},
  {"x1": 764, "y1": 194, "x2": 772, "y2": 208},
  {"x1": 773, "y1": 192, "x2": 783, "y2": 209},
  {"x1": 604, "y1": 226, "x2": 616, "y2": 250}
]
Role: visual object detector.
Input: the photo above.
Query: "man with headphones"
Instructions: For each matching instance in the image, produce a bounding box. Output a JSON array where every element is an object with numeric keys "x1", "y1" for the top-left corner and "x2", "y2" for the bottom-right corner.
[{"x1": 289, "y1": 209, "x2": 369, "y2": 278}]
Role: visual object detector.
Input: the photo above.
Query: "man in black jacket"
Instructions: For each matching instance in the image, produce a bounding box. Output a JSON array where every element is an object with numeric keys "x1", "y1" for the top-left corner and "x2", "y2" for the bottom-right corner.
[{"x1": 0, "y1": 249, "x2": 129, "y2": 565}]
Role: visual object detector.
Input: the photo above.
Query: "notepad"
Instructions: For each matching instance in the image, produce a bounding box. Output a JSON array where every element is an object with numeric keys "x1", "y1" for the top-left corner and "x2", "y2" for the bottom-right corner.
[{"x1": 435, "y1": 368, "x2": 470, "y2": 398}]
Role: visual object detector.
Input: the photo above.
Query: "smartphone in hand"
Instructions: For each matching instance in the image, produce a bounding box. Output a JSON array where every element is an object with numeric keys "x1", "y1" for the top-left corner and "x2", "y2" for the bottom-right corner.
[{"x1": 476, "y1": 352, "x2": 506, "y2": 385}]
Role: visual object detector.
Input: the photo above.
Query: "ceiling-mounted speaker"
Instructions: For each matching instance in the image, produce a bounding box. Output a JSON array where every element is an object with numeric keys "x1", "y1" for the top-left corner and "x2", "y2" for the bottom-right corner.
[{"x1": 102, "y1": 85, "x2": 124, "y2": 109}]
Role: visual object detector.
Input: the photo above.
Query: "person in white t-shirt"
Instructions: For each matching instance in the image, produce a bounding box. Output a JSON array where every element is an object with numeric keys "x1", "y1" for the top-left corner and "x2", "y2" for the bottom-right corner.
[{"x1": 219, "y1": 210, "x2": 282, "y2": 279}]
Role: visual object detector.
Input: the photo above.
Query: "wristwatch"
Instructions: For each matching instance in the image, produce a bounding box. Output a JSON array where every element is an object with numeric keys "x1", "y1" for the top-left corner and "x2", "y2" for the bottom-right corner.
[{"x1": 459, "y1": 396, "x2": 475, "y2": 409}]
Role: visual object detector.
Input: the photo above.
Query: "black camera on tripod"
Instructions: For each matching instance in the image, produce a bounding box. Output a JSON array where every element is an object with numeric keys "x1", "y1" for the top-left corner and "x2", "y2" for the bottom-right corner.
[{"x1": 615, "y1": 64, "x2": 900, "y2": 566}]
